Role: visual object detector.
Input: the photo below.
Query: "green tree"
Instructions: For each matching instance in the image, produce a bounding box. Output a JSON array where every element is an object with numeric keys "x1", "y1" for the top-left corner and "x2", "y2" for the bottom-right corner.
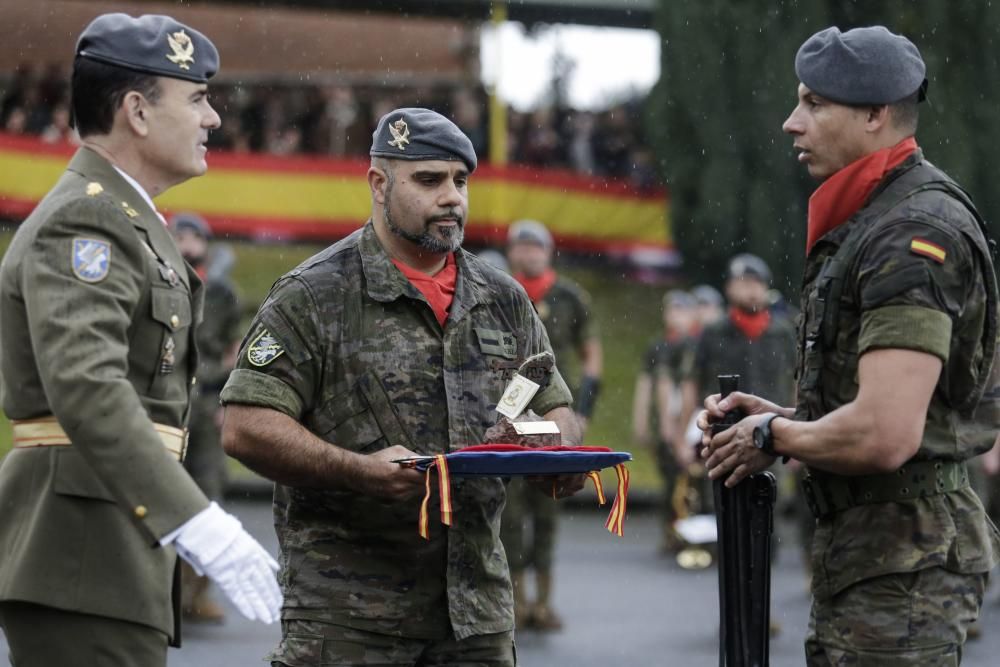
[{"x1": 649, "y1": 0, "x2": 1000, "y2": 295}]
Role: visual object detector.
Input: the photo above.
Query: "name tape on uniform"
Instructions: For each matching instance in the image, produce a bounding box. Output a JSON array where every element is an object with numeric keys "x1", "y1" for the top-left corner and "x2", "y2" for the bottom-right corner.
[{"x1": 496, "y1": 373, "x2": 540, "y2": 420}]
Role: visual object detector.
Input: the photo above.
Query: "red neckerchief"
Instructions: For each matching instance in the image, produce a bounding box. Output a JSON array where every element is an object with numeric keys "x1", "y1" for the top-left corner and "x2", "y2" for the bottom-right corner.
[
  {"x1": 392, "y1": 253, "x2": 457, "y2": 327},
  {"x1": 515, "y1": 269, "x2": 558, "y2": 303},
  {"x1": 729, "y1": 306, "x2": 771, "y2": 341},
  {"x1": 806, "y1": 136, "x2": 918, "y2": 253}
]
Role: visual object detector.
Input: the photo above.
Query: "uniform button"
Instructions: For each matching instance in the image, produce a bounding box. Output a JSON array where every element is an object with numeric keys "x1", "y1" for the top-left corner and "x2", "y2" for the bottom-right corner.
[
  {"x1": 134, "y1": 505, "x2": 148, "y2": 519},
  {"x1": 191, "y1": 377, "x2": 197, "y2": 386},
  {"x1": 170, "y1": 314, "x2": 180, "y2": 328}
]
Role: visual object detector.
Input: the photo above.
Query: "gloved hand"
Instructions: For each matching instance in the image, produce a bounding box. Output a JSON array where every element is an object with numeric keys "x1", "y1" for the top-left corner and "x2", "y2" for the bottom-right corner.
[{"x1": 171, "y1": 502, "x2": 282, "y2": 623}]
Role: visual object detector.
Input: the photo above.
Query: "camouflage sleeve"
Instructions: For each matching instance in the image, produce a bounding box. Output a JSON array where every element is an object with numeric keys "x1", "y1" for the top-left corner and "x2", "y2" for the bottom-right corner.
[
  {"x1": 519, "y1": 292, "x2": 573, "y2": 415},
  {"x1": 220, "y1": 276, "x2": 322, "y2": 419},
  {"x1": 856, "y1": 220, "x2": 977, "y2": 362}
]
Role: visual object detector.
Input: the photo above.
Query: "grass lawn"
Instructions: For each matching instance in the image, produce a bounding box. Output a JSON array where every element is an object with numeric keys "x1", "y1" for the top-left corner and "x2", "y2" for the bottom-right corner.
[{"x1": 0, "y1": 231, "x2": 666, "y2": 492}]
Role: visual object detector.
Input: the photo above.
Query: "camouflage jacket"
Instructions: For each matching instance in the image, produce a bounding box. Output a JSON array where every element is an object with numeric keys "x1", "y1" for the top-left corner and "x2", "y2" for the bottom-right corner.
[
  {"x1": 534, "y1": 274, "x2": 598, "y2": 392},
  {"x1": 687, "y1": 315, "x2": 798, "y2": 406},
  {"x1": 795, "y1": 150, "x2": 1000, "y2": 600},
  {"x1": 220, "y1": 222, "x2": 571, "y2": 640}
]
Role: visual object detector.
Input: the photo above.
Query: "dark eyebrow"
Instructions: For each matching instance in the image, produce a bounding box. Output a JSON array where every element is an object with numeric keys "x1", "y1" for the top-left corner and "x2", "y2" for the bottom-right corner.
[
  {"x1": 412, "y1": 170, "x2": 447, "y2": 179},
  {"x1": 190, "y1": 86, "x2": 208, "y2": 101}
]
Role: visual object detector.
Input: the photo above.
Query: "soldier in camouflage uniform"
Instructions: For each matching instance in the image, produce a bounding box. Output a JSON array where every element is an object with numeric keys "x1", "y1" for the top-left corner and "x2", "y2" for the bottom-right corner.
[
  {"x1": 501, "y1": 220, "x2": 603, "y2": 631},
  {"x1": 632, "y1": 290, "x2": 699, "y2": 553},
  {"x1": 220, "y1": 108, "x2": 585, "y2": 666},
  {"x1": 683, "y1": 255, "x2": 797, "y2": 411},
  {"x1": 171, "y1": 212, "x2": 242, "y2": 623},
  {"x1": 699, "y1": 26, "x2": 1000, "y2": 665}
]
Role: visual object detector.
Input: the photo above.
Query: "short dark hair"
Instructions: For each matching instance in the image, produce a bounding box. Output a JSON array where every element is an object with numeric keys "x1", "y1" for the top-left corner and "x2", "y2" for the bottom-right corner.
[
  {"x1": 70, "y1": 57, "x2": 161, "y2": 138},
  {"x1": 888, "y1": 92, "x2": 920, "y2": 133}
]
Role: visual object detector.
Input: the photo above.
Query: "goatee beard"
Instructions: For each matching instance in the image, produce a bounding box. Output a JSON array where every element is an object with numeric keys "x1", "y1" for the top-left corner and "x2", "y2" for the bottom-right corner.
[{"x1": 384, "y1": 203, "x2": 464, "y2": 254}]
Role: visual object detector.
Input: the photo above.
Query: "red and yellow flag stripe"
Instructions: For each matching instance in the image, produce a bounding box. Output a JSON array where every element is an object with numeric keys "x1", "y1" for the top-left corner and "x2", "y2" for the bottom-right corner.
[
  {"x1": 910, "y1": 237, "x2": 947, "y2": 264},
  {"x1": 418, "y1": 455, "x2": 453, "y2": 540},
  {"x1": 604, "y1": 464, "x2": 631, "y2": 537},
  {"x1": 0, "y1": 133, "x2": 673, "y2": 256}
]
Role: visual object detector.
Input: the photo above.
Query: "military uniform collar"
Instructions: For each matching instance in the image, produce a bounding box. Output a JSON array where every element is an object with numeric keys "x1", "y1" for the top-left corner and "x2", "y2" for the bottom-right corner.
[
  {"x1": 111, "y1": 165, "x2": 159, "y2": 220},
  {"x1": 866, "y1": 147, "x2": 924, "y2": 205},
  {"x1": 358, "y1": 221, "x2": 490, "y2": 314},
  {"x1": 67, "y1": 147, "x2": 190, "y2": 290}
]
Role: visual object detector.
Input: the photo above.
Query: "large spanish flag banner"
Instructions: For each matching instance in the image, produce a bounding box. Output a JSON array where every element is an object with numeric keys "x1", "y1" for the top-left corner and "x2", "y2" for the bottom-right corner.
[{"x1": 0, "y1": 133, "x2": 672, "y2": 258}]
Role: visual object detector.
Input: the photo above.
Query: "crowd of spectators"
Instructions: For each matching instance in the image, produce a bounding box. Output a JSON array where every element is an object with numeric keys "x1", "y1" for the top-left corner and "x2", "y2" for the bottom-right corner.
[{"x1": 1, "y1": 63, "x2": 662, "y2": 191}]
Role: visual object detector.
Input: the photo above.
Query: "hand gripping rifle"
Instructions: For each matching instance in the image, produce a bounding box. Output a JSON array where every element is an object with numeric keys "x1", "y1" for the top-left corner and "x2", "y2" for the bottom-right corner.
[{"x1": 711, "y1": 375, "x2": 776, "y2": 667}]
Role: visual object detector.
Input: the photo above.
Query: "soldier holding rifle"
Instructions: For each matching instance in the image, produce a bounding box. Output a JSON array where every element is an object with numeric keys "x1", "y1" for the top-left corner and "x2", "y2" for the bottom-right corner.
[{"x1": 699, "y1": 26, "x2": 1000, "y2": 665}]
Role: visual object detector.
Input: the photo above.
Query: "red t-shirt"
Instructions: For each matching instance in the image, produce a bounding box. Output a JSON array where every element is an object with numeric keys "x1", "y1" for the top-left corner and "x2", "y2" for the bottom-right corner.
[{"x1": 391, "y1": 253, "x2": 458, "y2": 327}]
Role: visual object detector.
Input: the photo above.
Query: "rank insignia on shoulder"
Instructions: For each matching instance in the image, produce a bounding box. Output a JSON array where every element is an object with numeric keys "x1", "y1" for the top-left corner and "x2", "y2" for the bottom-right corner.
[
  {"x1": 86, "y1": 182, "x2": 103, "y2": 197},
  {"x1": 910, "y1": 237, "x2": 947, "y2": 264},
  {"x1": 121, "y1": 201, "x2": 139, "y2": 218},
  {"x1": 247, "y1": 329, "x2": 285, "y2": 367},
  {"x1": 71, "y1": 237, "x2": 112, "y2": 282}
]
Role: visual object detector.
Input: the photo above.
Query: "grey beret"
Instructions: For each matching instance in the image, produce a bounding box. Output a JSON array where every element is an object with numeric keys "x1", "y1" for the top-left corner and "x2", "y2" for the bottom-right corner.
[
  {"x1": 795, "y1": 26, "x2": 926, "y2": 105},
  {"x1": 370, "y1": 107, "x2": 477, "y2": 172},
  {"x1": 691, "y1": 284, "x2": 724, "y2": 307},
  {"x1": 727, "y1": 253, "x2": 771, "y2": 285},
  {"x1": 508, "y1": 219, "x2": 553, "y2": 249},
  {"x1": 663, "y1": 289, "x2": 697, "y2": 309},
  {"x1": 170, "y1": 211, "x2": 213, "y2": 239},
  {"x1": 77, "y1": 14, "x2": 219, "y2": 84}
]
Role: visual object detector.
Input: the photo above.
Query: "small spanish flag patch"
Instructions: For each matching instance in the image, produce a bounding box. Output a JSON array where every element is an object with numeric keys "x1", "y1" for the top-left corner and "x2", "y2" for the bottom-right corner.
[{"x1": 910, "y1": 237, "x2": 947, "y2": 264}]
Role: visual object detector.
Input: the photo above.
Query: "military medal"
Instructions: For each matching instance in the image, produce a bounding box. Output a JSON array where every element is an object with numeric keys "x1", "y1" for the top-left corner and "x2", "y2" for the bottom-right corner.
[
  {"x1": 159, "y1": 263, "x2": 181, "y2": 287},
  {"x1": 159, "y1": 336, "x2": 176, "y2": 374}
]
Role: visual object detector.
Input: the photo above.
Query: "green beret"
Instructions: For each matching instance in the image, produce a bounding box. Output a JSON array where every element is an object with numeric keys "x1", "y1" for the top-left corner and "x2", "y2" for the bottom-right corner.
[
  {"x1": 370, "y1": 107, "x2": 477, "y2": 172},
  {"x1": 795, "y1": 26, "x2": 926, "y2": 105},
  {"x1": 76, "y1": 13, "x2": 219, "y2": 84}
]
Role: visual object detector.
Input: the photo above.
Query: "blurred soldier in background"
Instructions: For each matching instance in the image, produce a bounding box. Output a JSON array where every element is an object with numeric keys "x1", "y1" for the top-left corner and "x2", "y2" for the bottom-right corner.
[
  {"x1": 683, "y1": 254, "x2": 797, "y2": 415},
  {"x1": 690, "y1": 284, "x2": 724, "y2": 333},
  {"x1": 502, "y1": 219, "x2": 602, "y2": 631},
  {"x1": 170, "y1": 212, "x2": 242, "y2": 623},
  {"x1": 632, "y1": 290, "x2": 699, "y2": 554}
]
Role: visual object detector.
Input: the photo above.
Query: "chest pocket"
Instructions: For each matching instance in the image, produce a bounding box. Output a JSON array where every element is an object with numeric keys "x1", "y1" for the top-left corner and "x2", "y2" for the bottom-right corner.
[
  {"x1": 148, "y1": 285, "x2": 193, "y2": 399},
  {"x1": 311, "y1": 371, "x2": 414, "y2": 454}
]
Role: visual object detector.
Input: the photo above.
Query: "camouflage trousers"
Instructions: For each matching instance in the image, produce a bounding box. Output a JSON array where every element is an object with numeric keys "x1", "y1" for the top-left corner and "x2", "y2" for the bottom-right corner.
[
  {"x1": 269, "y1": 619, "x2": 515, "y2": 666},
  {"x1": 805, "y1": 566, "x2": 987, "y2": 666},
  {"x1": 500, "y1": 477, "x2": 558, "y2": 572}
]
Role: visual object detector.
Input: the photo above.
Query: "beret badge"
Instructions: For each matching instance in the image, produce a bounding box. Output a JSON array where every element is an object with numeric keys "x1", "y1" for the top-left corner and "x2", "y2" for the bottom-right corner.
[
  {"x1": 166, "y1": 29, "x2": 195, "y2": 71},
  {"x1": 388, "y1": 119, "x2": 410, "y2": 151}
]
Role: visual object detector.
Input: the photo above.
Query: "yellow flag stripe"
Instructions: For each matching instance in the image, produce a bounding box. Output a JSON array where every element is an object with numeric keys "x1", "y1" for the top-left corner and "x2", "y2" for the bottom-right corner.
[{"x1": 911, "y1": 238, "x2": 946, "y2": 263}]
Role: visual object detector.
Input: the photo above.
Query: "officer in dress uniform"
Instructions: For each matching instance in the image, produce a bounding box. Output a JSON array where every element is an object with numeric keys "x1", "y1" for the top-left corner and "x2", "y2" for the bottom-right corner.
[{"x1": 0, "y1": 14, "x2": 280, "y2": 667}]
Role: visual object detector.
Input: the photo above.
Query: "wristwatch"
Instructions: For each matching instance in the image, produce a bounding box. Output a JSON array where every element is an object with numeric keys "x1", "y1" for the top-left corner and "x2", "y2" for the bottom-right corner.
[{"x1": 752, "y1": 413, "x2": 783, "y2": 459}]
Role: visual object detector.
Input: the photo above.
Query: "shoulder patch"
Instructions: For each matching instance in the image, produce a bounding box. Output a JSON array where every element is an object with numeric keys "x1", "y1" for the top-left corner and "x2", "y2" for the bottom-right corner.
[
  {"x1": 71, "y1": 238, "x2": 112, "y2": 282},
  {"x1": 910, "y1": 237, "x2": 947, "y2": 264},
  {"x1": 247, "y1": 329, "x2": 285, "y2": 367}
]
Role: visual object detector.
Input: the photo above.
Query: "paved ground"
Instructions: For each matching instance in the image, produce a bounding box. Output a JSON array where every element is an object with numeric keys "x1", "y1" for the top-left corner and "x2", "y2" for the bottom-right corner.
[{"x1": 3, "y1": 499, "x2": 1000, "y2": 665}]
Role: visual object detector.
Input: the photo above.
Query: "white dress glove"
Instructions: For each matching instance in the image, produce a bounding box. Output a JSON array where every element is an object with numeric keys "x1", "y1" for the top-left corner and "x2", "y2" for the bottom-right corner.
[{"x1": 170, "y1": 502, "x2": 283, "y2": 623}]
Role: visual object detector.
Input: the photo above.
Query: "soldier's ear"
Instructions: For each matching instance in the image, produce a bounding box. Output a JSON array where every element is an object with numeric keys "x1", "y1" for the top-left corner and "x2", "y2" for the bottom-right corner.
[
  {"x1": 367, "y1": 166, "x2": 388, "y2": 204},
  {"x1": 121, "y1": 91, "x2": 150, "y2": 137}
]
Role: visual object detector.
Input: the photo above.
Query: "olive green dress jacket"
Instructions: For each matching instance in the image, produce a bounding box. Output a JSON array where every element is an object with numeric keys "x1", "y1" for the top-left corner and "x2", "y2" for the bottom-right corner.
[{"x1": 0, "y1": 148, "x2": 209, "y2": 640}]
